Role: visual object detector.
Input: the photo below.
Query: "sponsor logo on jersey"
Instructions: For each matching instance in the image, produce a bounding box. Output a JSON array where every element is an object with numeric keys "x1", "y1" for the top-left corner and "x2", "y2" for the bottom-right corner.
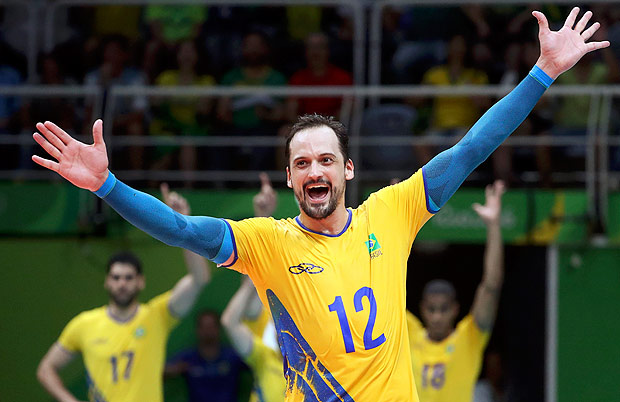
[
  {"x1": 289, "y1": 263, "x2": 325, "y2": 275},
  {"x1": 366, "y1": 233, "x2": 383, "y2": 259}
]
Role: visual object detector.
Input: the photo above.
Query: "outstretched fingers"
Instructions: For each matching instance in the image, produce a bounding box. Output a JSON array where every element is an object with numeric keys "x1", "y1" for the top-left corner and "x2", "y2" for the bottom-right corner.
[
  {"x1": 586, "y1": 40, "x2": 611, "y2": 53},
  {"x1": 33, "y1": 132, "x2": 62, "y2": 160},
  {"x1": 563, "y1": 7, "x2": 580, "y2": 29},
  {"x1": 32, "y1": 155, "x2": 59, "y2": 172},
  {"x1": 43, "y1": 121, "x2": 73, "y2": 146},
  {"x1": 36, "y1": 122, "x2": 66, "y2": 151},
  {"x1": 574, "y1": 10, "x2": 592, "y2": 33},
  {"x1": 581, "y1": 21, "x2": 600, "y2": 41}
]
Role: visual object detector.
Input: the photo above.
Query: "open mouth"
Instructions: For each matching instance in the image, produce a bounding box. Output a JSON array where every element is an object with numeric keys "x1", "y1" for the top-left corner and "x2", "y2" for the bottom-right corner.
[{"x1": 305, "y1": 183, "x2": 330, "y2": 203}]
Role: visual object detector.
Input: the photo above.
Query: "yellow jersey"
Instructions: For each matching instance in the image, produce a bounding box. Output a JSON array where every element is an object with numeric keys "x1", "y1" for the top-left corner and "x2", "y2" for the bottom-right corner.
[
  {"x1": 407, "y1": 312, "x2": 489, "y2": 402},
  {"x1": 224, "y1": 169, "x2": 433, "y2": 401},
  {"x1": 57, "y1": 292, "x2": 178, "y2": 402},
  {"x1": 247, "y1": 336, "x2": 286, "y2": 402}
]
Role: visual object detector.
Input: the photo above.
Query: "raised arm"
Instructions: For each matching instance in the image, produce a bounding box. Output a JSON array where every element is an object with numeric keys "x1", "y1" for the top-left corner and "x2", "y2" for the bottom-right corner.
[
  {"x1": 422, "y1": 7, "x2": 610, "y2": 212},
  {"x1": 470, "y1": 181, "x2": 505, "y2": 331},
  {"x1": 32, "y1": 120, "x2": 234, "y2": 265},
  {"x1": 221, "y1": 276, "x2": 259, "y2": 358},
  {"x1": 161, "y1": 183, "x2": 211, "y2": 318},
  {"x1": 37, "y1": 343, "x2": 82, "y2": 402}
]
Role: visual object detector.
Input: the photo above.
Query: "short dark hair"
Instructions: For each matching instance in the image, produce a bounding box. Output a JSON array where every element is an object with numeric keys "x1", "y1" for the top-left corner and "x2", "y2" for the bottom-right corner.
[
  {"x1": 422, "y1": 279, "x2": 456, "y2": 301},
  {"x1": 106, "y1": 252, "x2": 142, "y2": 275},
  {"x1": 285, "y1": 114, "x2": 349, "y2": 166}
]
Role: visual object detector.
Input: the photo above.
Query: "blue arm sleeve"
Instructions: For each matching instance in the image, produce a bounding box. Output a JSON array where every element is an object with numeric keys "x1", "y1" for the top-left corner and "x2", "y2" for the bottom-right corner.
[
  {"x1": 423, "y1": 67, "x2": 551, "y2": 212},
  {"x1": 94, "y1": 173, "x2": 234, "y2": 265}
]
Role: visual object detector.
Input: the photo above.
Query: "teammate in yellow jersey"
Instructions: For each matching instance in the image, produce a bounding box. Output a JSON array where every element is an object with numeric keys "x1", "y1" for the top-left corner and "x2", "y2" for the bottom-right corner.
[
  {"x1": 408, "y1": 181, "x2": 505, "y2": 402},
  {"x1": 32, "y1": 8, "x2": 609, "y2": 401},
  {"x1": 223, "y1": 277, "x2": 286, "y2": 402},
  {"x1": 36, "y1": 186, "x2": 210, "y2": 402},
  {"x1": 221, "y1": 173, "x2": 286, "y2": 402}
]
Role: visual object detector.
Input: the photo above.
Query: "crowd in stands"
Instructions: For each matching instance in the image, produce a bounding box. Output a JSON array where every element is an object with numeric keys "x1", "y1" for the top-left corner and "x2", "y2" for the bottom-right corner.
[{"x1": 0, "y1": 3, "x2": 619, "y2": 187}]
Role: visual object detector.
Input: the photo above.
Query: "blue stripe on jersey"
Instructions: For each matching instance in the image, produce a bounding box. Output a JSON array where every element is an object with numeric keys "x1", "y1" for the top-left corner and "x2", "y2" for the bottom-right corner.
[
  {"x1": 267, "y1": 289, "x2": 354, "y2": 402},
  {"x1": 295, "y1": 209, "x2": 353, "y2": 237},
  {"x1": 85, "y1": 371, "x2": 109, "y2": 402}
]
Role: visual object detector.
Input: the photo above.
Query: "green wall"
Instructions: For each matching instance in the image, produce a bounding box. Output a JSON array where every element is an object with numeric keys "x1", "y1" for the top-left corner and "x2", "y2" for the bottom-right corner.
[{"x1": 558, "y1": 247, "x2": 620, "y2": 402}]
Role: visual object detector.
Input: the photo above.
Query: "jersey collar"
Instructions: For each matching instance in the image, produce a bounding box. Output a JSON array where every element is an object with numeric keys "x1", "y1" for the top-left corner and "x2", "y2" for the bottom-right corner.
[{"x1": 295, "y1": 209, "x2": 352, "y2": 237}]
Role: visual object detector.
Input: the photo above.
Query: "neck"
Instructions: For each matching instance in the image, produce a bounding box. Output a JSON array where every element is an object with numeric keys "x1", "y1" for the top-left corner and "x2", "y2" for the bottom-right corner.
[
  {"x1": 179, "y1": 65, "x2": 195, "y2": 76},
  {"x1": 298, "y1": 204, "x2": 349, "y2": 236},
  {"x1": 243, "y1": 65, "x2": 268, "y2": 78},
  {"x1": 108, "y1": 301, "x2": 139, "y2": 322},
  {"x1": 310, "y1": 63, "x2": 327, "y2": 76}
]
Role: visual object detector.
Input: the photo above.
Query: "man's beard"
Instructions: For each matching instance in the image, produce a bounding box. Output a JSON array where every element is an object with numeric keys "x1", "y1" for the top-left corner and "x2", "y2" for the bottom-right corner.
[
  {"x1": 295, "y1": 179, "x2": 344, "y2": 220},
  {"x1": 108, "y1": 290, "x2": 139, "y2": 308}
]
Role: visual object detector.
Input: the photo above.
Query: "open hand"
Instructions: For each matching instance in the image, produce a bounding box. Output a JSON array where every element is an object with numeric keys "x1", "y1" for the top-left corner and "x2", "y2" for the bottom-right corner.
[
  {"x1": 533, "y1": 7, "x2": 610, "y2": 79},
  {"x1": 32, "y1": 119, "x2": 109, "y2": 191},
  {"x1": 473, "y1": 180, "x2": 505, "y2": 225},
  {"x1": 160, "y1": 183, "x2": 190, "y2": 215},
  {"x1": 253, "y1": 172, "x2": 277, "y2": 218}
]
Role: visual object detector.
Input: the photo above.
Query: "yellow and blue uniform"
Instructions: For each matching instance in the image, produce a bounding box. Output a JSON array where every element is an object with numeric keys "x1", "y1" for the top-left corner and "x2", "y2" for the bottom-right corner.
[
  {"x1": 57, "y1": 292, "x2": 178, "y2": 402},
  {"x1": 224, "y1": 169, "x2": 433, "y2": 401},
  {"x1": 246, "y1": 336, "x2": 286, "y2": 402},
  {"x1": 407, "y1": 312, "x2": 489, "y2": 402}
]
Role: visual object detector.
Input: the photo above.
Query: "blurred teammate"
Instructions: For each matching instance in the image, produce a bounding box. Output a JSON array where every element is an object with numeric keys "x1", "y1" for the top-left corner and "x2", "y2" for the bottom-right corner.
[
  {"x1": 408, "y1": 181, "x2": 505, "y2": 402},
  {"x1": 36, "y1": 186, "x2": 209, "y2": 402},
  {"x1": 223, "y1": 277, "x2": 285, "y2": 402},
  {"x1": 32, "y1": 8, "x2": 608, "y2": 401},
  {"x1": 221, "y1": 174, "x2": 285, "y2": 402}
]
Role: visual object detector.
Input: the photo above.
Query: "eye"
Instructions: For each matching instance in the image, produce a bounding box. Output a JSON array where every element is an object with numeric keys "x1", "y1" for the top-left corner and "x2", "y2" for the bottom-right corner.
[
  {"x1": 322, "y1": 157, "x2": 333, "y2": 163},
  {"x1": 296, "y1": 160, "x2": 307, "y2": 167}
]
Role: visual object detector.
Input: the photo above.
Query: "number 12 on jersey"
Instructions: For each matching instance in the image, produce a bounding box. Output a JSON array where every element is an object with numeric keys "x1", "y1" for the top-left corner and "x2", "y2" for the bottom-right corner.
[{"x1": 328, "y1": 286, "x2": 386, "y2": 353}]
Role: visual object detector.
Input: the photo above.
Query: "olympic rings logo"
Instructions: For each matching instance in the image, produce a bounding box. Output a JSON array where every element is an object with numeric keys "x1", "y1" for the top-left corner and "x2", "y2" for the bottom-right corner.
[{"x1": 288, "y1": 263, "x2": 325, "y2": 275}]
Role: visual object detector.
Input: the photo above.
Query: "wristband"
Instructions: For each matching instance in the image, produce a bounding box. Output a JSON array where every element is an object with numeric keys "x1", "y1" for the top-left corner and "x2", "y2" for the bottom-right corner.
[
  {"x1": 93, "y1": 171, "x2": 117, "y2": 198},
  {"x1": 529, "y1": 65, "x2": 554, "y2": 88}
]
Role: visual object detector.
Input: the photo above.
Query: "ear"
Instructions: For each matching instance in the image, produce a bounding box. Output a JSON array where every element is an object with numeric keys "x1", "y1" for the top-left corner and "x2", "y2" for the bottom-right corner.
[
  {"x1": 138, "y1": 275, "x2": 146, "y2": 290},
  {"x1": 345, "y1": 159, "x2": 355, "y2": 181},
  {"x1": 286, "y1": 166, "x2": 292, "y2": 188},
  {"x1": 451, "y1": 301, "x2": 460, "y2": 319}
]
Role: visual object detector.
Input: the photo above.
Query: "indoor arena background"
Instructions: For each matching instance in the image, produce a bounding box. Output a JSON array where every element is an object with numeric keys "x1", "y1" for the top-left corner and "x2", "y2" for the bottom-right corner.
[{"x1": 1, "y1": 1, "x2": 619, "y2": 401}]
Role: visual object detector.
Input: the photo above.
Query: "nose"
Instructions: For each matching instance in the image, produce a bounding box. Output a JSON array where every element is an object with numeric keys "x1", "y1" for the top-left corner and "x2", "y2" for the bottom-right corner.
[{"x1": 308, "y1": 161, "x2": 323, "y2": 181}]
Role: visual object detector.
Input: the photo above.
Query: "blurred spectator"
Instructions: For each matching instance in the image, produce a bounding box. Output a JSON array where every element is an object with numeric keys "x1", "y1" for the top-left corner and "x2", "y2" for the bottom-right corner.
[
  {"x1": 13, "y1": 53, "x2": 80, "y2": 170},
  {"x1": 473, "y1": 351, "x2": 516, "y2": 402},
  {"x1": 144, "y1": 5, "x2": 207, "y2": 46},
  {"x1": 92, "y1": 6, "x2": 141, "y2": 40},
  {"x1": 143, "y1": 5, "x2": 208, "y2": 82},
  {"x1": 165, "y1": 311, "x2": 246, "y2": 402},
  {"x1": 390, "y1": 6, "x2": 486, "y2": 84},
  {"x1": 150, "y1": 40, "x2": 215, "y2": 185},
  {"x1": 286, "y1": 32, "x2": 353, "y2": 121},
  {"x1": 84, "y1": 35, "x2": 147, "y2": 170},
  {"x1": 414, "y1": 34, "x2": 489, "y2": 164},
  {"x1": 217, "y1": 31, "x2": 286, "y2": 170},
  {"x1": 287, "y1": 6, "x2": 322, "y2": 42}
]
